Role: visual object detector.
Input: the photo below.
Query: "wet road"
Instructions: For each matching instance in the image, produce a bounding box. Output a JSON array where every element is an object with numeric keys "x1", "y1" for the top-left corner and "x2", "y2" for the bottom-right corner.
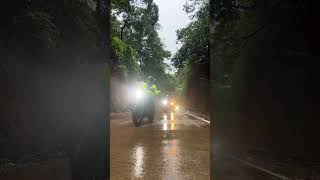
[{"x1": 110, "y1": 110, "x2": 210, "y2": 180}]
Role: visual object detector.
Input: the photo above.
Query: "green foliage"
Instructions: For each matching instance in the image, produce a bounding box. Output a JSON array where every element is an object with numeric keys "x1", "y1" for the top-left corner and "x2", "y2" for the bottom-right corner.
[
  {"x1": 111, "y1": 0, "x2": 172, "y2": 91},
  {"x1": 172, "y1": 0, "x2": 209, "y2": 99},
  {"x1": 112, "y1": 36, "x2": 127, "y2": 58},
  {"x1": 173, "y1": 0, "x2": 209, "y2": 69},
  {"x1": 111, "y1": 36, "x2": 140, "y2": 79},
  {"x1": 176, "y1": 61, "x2": 192, "y2": 97}
]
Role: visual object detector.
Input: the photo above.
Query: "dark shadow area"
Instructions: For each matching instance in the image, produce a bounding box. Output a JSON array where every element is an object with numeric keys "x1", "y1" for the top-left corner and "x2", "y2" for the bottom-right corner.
[
  {"x1": 1, "y1": 0, "x2": 111, "y2": 179},
  {"x1": 1, "y1": 65, "x2": 109, "y2": 180},
  {"x1": 210, "y1": 0, "x2": 320, "y2": 179}
]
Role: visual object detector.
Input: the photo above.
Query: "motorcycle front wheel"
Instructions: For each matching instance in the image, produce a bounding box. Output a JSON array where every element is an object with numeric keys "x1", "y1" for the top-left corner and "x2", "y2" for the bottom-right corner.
[
  {"x1": 132, "y1": 111, "x2": 143, "y2": 127},
  {"x1": 148, "y1": 113, "x2": 154, "y2": 122}
]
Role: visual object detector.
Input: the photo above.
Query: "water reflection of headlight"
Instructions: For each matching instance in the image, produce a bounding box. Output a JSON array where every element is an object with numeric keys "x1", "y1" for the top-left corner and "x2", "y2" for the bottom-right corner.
[
  {"x1": 171, "y1": 123, "x2": 175, "y2": 130},
  {"x1": 170, "y1": 112, "x2": 174, "y2": 121},
  {"x1": 133, "y1": 145, "x2": 144, "y2": 178},
  {"x1": 164, "y1": 114, "x2": 167, "y2": 120},
  {"x1": 163, "y1": 123, "x2": 168, "y2": 131}
]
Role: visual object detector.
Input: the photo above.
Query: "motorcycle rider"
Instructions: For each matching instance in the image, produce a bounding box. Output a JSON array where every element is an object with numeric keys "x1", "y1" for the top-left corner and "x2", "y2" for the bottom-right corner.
[{"x1": 130, "y1": 80, "x2": 159, "y2": 126}]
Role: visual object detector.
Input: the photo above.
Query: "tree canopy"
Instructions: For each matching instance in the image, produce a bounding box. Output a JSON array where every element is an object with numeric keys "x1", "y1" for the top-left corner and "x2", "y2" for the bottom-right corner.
[
  {"x1": 172, "y1": 0, "x2": 210, "y2": 101},
  {"x1": 110, "y1": 0, "x2": 173, "y2": 91},
  {"x1": 173, "y1": 0, "x2": 209, "y2": 69}
]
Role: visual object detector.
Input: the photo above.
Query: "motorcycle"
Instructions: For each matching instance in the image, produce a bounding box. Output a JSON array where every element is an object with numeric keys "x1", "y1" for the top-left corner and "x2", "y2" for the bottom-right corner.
[
  {"x1": 129, "y1": 85, "x2": 155, "y2": 127},
  {"x1": 160, "y1": 95, "x2": 179, "y2": 113}
]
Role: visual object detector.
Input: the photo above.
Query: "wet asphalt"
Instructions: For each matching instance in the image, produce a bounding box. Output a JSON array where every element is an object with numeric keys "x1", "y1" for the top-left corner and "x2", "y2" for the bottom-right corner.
[{"x1": 110, "y1": 110, "x2": 210, "y2": 180}]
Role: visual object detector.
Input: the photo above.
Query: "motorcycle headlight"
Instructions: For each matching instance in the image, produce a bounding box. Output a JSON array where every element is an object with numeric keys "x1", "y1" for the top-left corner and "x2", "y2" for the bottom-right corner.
[
  {"x1": 133, "y1": 88, "x2": 144, "y2": 101},
  {"x1": 162, "y1": 99, "x2": 168, "y2": 105}
]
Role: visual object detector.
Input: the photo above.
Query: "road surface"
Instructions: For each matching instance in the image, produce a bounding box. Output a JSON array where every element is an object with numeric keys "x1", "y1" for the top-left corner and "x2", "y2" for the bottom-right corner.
[{"x1": 110, "y1": 110, "x2": 210, "y2": 180}]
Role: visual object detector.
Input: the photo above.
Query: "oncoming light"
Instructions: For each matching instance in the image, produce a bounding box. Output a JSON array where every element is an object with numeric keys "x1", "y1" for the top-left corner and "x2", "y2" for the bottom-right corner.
[
  {"x1": 163, "y1": 123, "x2": 168, "y2": 131},
  {"x1": 133, "y1": 88, "x2": 144, "y2": 100},
  {"x1": 162, "y1": 99, "x2": 168, "y2": 105}
]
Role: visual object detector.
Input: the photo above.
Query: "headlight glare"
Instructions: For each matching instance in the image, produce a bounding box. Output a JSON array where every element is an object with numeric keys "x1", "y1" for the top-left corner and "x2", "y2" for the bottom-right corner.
[
  {"x1": 162, "y1": 99, "x2": 168, "y2": 105},
  {"x1": 134, "y1": 88, "x2": 144, "y2": 100}
]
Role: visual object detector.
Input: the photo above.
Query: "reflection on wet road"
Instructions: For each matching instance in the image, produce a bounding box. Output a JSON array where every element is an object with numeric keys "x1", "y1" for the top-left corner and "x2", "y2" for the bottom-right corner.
[
  {"x1": 132, "y1": 145, "x2": 144, "y2": 178},
  {"x1": 161, "y1": 139, "x2": 181, "y2": 179},
  {"x1": 110, "y1": 110, "x2": 209, "y2": 180},
  {"x1": 162, "y1": 112, "x2": 176, "y2": 131}
]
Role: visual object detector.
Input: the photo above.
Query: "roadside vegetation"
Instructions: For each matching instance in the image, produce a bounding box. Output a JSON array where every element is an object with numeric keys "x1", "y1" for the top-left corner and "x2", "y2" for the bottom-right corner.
[
  {"x1": 173, "y1": 0, "x2": 210, "y2": 111},
  {"x1": 111, "y1": 0, "x2": 174, "y2": 91},
  {"x1": 111, "y1": 0, "x2": 210, "y2": 110}
]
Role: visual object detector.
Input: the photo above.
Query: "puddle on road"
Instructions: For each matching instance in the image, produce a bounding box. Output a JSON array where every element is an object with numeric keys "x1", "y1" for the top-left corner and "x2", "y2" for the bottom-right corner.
[{"x1": 111, "y1": 110, "x2": 209, "y2": 180}]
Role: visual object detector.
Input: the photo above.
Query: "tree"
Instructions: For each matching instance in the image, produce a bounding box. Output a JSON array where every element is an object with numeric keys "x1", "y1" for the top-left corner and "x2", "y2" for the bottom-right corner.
[
  {"x1": 110, "y1": 0, "x2": 172, "y2": 91},
  {"x1": 173, "y1": 0, "x2": 209, "y2": 69},
  {"x1": 172, "y1": 0, "x2": 210, "y2": 110}
]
